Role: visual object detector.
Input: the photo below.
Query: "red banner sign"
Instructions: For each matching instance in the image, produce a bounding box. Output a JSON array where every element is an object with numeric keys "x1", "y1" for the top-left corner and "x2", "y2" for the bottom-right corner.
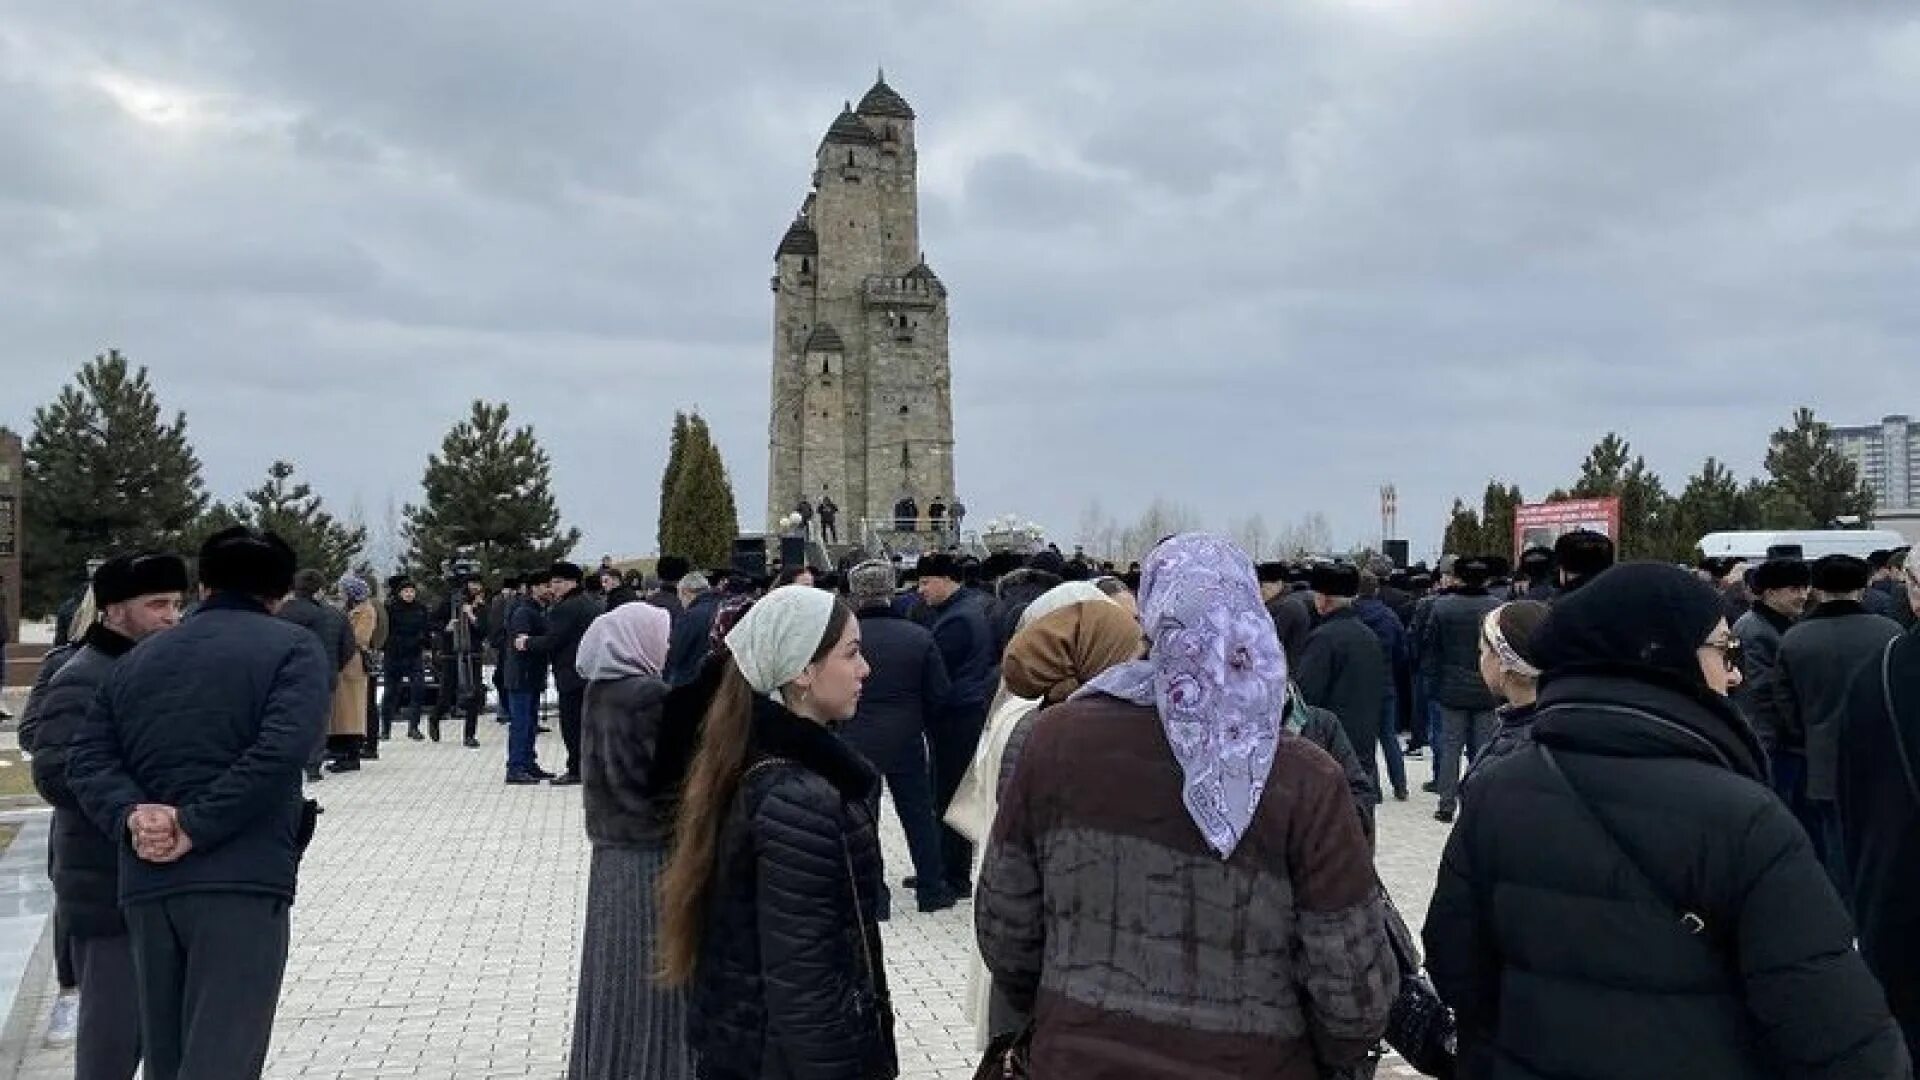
[{"x1": 1512, "y1": 497, "x2": 1621, "y2": 558}]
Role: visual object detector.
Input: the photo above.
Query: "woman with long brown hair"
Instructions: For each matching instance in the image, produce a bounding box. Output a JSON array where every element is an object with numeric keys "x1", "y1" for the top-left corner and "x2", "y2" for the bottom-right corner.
[{"x1": 658, "y1": 585, "x2": 896, "y2": 1080}]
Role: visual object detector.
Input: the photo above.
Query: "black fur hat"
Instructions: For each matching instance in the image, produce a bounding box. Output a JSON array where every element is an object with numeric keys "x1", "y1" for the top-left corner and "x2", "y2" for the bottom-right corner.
[
  {"x1": 198, "y1": 527, "x2": 297, "y2": 600},
  {"x1": 92, "y1": 552, "x2": 190, "y2": 607}
]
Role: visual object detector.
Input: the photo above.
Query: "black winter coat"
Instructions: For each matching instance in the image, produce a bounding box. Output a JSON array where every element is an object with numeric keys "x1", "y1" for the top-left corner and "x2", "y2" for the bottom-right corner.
[
  {"x1": 526, "y1": 589, "x2": 602, "y2": 694},
  {"x1": 688, "y1": 696, "x2": 897, "y2": 1080},
  {"x1": 278, "y1": 594, "x2": 352, "y2": 687},
  {"x1": 989, "y1": 570, "x2": 1061, "y2": 657},
  {"x1": 1419, "y1": 588, "x2": 1501, "y2": 711},
  {"x1": 665, "y1": 591, "x2": 723, "y2": 688},
  {"x1": 838, "y1": 608, "x2": 949, "y2": 771},
  {"x1": 68, "y1": 593, "x2": 331, "y2": 906},
  {"x1": 1294, "y1": 608, "x2": 1387, "y2": 801},
  {"x1": 1841, "y1": 626, "x2": 1920, "y2": 1055},
  {"x1": 929, "y1": 588, "x2": 997, "y2": 714},
  {"x1": 581, "y1": 675, "x2": 695, "y2": 848},
  {"x1": 30, "y1": 625, "x2": 137, "y2": 938},
  {"x1": 1771, "y1": 600, "x2": 1903, "y2": 801},
  {"x1": 384, "y1": 599, "x2": 432, "y2": 663},
  {"x1": 1731, "y1": 602, "x2": 1795, "y2": 749},
  {"x1": 1425, "y1": 671, "x2": 1909, "y2": 1079},
  {"x1": 16, "y1": 641, "x2": 82, "y2": 754},
  {"x1": 1266, "y1": 592, "x2": 1314, "y2": 668}
]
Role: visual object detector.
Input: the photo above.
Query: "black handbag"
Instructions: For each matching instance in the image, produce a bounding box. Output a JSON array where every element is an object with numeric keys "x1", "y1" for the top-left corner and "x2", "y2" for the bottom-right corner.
[
  {"x1": 1381, "y1": 890, "x2": 1457, "y2": 1078},
  {"x1": 972, "y1": 1024, "x2": 1032, "y2": 1080}
]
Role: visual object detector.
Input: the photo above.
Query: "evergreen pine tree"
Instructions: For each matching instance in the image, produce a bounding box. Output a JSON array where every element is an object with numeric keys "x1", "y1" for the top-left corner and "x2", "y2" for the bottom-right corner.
[
  {"x1": 21, "y1": 350, "x2": 208, "y2": 612},
  {"x1": 658, "y1": 411, "x2": 691, "y2": 554},
  {"x1": 402, "y1": 401, "x2": 581, "y2": 580},
  {"x1": 192, "y1": 461, "x2": 368, "y2": 583},
  {"x1": 1441, "y1": 499, "x2": 1483, "y2": 557},
  {"x1": 1764, "y1": 407, "x2": 1877, "y2": 527},
  {"x1": 1479, "y1": 481, "x2": 1524, "y2": 558},
  {"x1": 661, "y1": 414, "x2": 739, "y2": 568}
]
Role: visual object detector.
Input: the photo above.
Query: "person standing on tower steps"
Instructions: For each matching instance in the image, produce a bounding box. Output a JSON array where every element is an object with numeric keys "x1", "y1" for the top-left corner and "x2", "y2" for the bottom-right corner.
[
  {"x1": 31, "y1": 551, "x2": 190, "y2": 1080},
  {"x1": 818, "y1": 490, "x2": 840, "y2": 545},
  {"x1": 795, "y1": 496, "x2": 815, "y2": 543},
  {"x1": 928, "y1": 495, "x2": 948, "y2": 544},
  {"x1": 67, "y1": 527, "x2": 330, "y2": 1080},
  {"x1": 518, "y1": 562, "x2": 601, "y2": 786}
]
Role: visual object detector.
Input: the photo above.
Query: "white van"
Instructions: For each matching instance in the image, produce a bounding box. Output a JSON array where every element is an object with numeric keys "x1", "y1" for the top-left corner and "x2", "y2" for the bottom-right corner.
[{"x1": 1695, "y1": 529, "x2": 1908, "y2": 562}]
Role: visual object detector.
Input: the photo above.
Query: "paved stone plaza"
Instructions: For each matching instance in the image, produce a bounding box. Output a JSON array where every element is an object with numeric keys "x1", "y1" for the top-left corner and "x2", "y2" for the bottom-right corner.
[{"x1": 8, "y1": 719, "x2": 1448, "y2": 1079}]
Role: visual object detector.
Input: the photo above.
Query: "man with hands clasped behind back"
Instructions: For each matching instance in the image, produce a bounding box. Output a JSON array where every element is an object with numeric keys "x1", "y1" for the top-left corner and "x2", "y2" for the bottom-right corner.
[{"x1": 67, "y1": 526, "x2": 332, "y2": 1080}]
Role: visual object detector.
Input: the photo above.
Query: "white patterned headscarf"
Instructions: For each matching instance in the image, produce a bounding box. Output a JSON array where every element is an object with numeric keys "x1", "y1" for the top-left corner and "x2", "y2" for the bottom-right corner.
[
  {"x1": 1017, "y1": 581, "x2": 1113, "y2": 631},
  {"x1": 1077, "y1": 533, "x2": 1288, "y2": 859},
  {"x1": 724, "y1": 585, "x2": 838, "y2": 699}
]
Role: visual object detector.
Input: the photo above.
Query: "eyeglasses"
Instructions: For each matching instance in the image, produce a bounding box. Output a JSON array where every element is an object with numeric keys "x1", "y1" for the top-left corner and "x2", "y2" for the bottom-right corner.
[{"x1": 1705, "y1": 638, "x2": 1743, "y2": 673}]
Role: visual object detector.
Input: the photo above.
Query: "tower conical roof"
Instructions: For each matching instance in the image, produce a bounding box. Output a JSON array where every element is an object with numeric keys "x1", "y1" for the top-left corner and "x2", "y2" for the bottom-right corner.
[
  {"x1": 803, "y1": 324, "x2": 845, "y2": 352},
  {"x1": 822, "y1": 105, "x2": 878, "y2": 146},
  {"x1": 858, "y1": 75, "x2": 915, "y2": 119},
  {"x1": 776, "y1": 218, "x2": 817, "y2": 257}
]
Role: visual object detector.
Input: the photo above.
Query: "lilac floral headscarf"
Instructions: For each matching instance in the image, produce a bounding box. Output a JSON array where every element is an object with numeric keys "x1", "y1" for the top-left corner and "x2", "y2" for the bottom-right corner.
[{"x1": 1076, "y1": 533, "x2": 1288, "y2": 859}]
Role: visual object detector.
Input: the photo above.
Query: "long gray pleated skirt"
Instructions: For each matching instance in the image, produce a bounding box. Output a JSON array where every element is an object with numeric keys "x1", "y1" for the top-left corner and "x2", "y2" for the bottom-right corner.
[{"x1": 568, "y1": 844, "x2": 693, "y2": 1080}]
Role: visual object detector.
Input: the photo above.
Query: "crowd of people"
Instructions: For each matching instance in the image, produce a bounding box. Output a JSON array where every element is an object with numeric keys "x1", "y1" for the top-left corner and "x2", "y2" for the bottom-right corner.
[{"x1": 11, "y1": 521, "x2": 1920, "y2": 1078}]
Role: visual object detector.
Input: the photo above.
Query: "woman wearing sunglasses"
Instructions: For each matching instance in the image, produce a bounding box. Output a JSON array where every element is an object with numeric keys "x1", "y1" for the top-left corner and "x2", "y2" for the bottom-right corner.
[{"x1": 1424, "y1": 562, "x2": 1906, "y2": 1079}]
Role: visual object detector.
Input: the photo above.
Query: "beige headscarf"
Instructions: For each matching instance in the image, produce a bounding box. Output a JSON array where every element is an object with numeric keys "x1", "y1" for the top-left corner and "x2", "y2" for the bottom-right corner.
[{"x1": 1002, "y1": 598, "x2": 1144, "y2": 705}]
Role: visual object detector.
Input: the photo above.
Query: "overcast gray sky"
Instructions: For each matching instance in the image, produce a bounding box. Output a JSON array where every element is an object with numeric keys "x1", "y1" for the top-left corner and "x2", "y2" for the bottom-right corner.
[{"x1": 4, "y1": 1, "x2": 1915, "y2": 563}]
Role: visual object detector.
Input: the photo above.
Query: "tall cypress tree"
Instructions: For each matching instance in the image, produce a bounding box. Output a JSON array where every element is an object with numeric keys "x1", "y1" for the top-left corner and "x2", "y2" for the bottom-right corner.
[
  {"x1": 657, "y1": 411, "x2": 691, "y2": 554},
  {"x1": 22, "y1": 350, "x2": 208, "y2": 612},
  {"x1": 402, "y1": 401, "x2": 581, "y2": 581},
  {"x1": 660, "y1": 414, "x2": 739, "y2": 568}
]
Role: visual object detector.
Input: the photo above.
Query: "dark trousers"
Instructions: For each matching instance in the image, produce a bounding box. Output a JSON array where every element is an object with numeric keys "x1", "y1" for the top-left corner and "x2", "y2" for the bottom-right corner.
[
  {"x1": 363, "y1": 674, "x2": 380, "y2": 754},
  {"x1": 1379, "y1": 687, "x2": 1408, "y2": 797},
  {"x1": 53, "y1": 895, "x2": 76, "y2": 991},
  {"x1": 434, "y1": 653, "x2": 483, "y2": 741},
  {"x1": 73, "y1": 933, "x2": 141, "y2": 1080},
  {"x1": 1437, "y1": 705, "x2": 1497, "y2": 814},
  {"x1": 928, "y1": 704, "x2": 988, "y2": 892},
  {"x1": 490, "y1": 655, "x2": 508, "y2": 720},
  {"x1": 845, "y1": 728, "x2": 949, "y2": 906},
  {"x1": 381, "y1": 656, "x2": 425, "y2": 729},
  {"x1": 558, "y1": 686, "x2": 585, "y2": 776},
  {"x1": 506, "y1": 690, "x2": 541, "y2": 772},
  {"x1": 125, "y1": 894, "x2": 290, "y2": 1080}
]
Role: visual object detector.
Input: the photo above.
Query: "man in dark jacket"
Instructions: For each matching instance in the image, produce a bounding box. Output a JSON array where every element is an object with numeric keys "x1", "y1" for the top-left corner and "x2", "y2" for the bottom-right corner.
[
  {"x1": 430, "y1": 576, "x2": 490, "y2": 747},
  {"x1": 838, "y1": 560, "x2": 955, "y2": 913},
  {"x1": 277, "y1": 569, "x2": 354, "y2": 782},
  {"x1": 516, "y1": 562, "x2": 601, "y2": 784},
  {"x1": 1421, "y1": 555, "x2": 1503, "y2": 822},
  {"x1": 381, "y1": 576, "x2": 432, "y2": 741},
  {"x1": 502, "y1": 575, "x2": 554, "y2": 783},
  {"x1": 662, "y1": 572, "x2": 722, "y2": 688},
  {"x1": 1259, "y1": 562, "x2": 1314, "y2": 667},
  {"x1": 644, "y1": 555, "x2": 689, "y2": 623},
  {"x1": 1354, "y1": 570, "x2": 1412, "y2": 801},
  {"x1": 988, "y1": 556, "x2": 1064, "y2": 657},
  {"x1": 31, "y1": 552, "x2": 189, "y2": 1080},
  {"x1": 1513, "y1": 545, "x2": 1557, "y2": 603},
  {"x1": 485, "y1": 574, "x2": 520, "y2": 718},
  {"x1": 919, "y1": 553, "x2": 997, "y2": 897},
  {"x1": 1731, "y1": 557, "x2": 1809, "y2": 763},
  {"x1": 1841, "y1": 557, "x2": 1920, "y2": 1055},
  {"x1": 67, "y1": 527, "x2": 329, "y2": 1080},
  {"x1": 1295, "y1": 563, "x2": 1387, "y2": 806},
  {"x1": 1770, "y1": 554, "x2": 1904, "y2": 895},
  {"x1": 1552, "y1": 529, "x2": 1614, "y2": 596},
  {"x1": 1867, "y1": 548, "x2": 1916, "y2": 629}
]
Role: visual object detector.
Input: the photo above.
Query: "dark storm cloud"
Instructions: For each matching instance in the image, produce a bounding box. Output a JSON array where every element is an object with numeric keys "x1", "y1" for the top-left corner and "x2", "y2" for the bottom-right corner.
[{"x1": 3, "y1": 1, "x2": 1917, "y2": 564}]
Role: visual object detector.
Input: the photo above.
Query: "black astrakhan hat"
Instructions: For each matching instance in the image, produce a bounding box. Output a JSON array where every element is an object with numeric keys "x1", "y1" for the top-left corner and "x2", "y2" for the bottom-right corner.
[
  {"x1": 92, "y1": 552, "x2": 190, "y2": 607},
  {"x1": 1308, "y1": 563, "x2": 1361, "y2": 598},
  {"x1": 198, "y1": 527, "x2": 297, "y2": 599},
  {"x1": 1809, "y1": 554, "x2": 1871, "y2": 594},
  {"x1": 1750, "y1": 558, "x2": 1811, "y2": 594}
]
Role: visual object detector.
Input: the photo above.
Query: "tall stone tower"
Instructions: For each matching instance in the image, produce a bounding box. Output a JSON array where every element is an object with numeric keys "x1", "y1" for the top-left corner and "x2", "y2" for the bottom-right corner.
[{"x1": 766, "y1": 73, "x2": 954, "y2": 540}]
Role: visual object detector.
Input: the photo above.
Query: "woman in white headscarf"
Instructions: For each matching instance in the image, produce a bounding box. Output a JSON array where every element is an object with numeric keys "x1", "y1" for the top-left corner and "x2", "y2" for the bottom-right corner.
[
  {"x1": 658, "y1": 586, "x2": 898, "y2": 1080},
  {"x1": 568, "y1": 600, "x2": 691, "y2": 1080}
]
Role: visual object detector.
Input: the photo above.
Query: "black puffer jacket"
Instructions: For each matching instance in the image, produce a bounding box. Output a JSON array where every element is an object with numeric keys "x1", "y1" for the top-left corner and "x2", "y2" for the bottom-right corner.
[
  {"x1": 384, "y1": 598, "x2": 432, "y2": 663},
  {"x1": 688, "y1": 696, "x2": 898, "y2": 1080},
  {"x1": 1425, "y1": 672, "x2": 1909, "y2": 1079},
  {"x1": 30, "y1": 625, "x2": 137, "y2": 938},
  {"x1": 1419, "y1": 587, "x2": 1501, "y2": 711}
]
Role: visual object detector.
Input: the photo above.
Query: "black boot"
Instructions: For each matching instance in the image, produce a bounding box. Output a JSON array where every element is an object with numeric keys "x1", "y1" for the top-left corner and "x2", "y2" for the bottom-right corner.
[
  {"x1": 463, "y1": 713, "x2": 479, "y2": 749},
  {"x1": 304, "y1": 764, "x2": 324, "y2": 783},
  {"x1": 380, "y1": 712, "x2": 393, "y2": 740},
  {"x1": 428, "y1": 712, "x2": 443, "y2": 743},
  {"x1": 407, "y1": 714, "x2": 425, "y2": 741},
  {"x1": 362, "y1": 737, "x2": 380, "y2": 761}
]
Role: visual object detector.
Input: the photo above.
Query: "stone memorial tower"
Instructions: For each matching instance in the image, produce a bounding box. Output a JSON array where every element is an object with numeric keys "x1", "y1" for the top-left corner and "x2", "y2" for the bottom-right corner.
[{"x1": 765, "y1": 73, "x2": 955, "y2": 540}]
